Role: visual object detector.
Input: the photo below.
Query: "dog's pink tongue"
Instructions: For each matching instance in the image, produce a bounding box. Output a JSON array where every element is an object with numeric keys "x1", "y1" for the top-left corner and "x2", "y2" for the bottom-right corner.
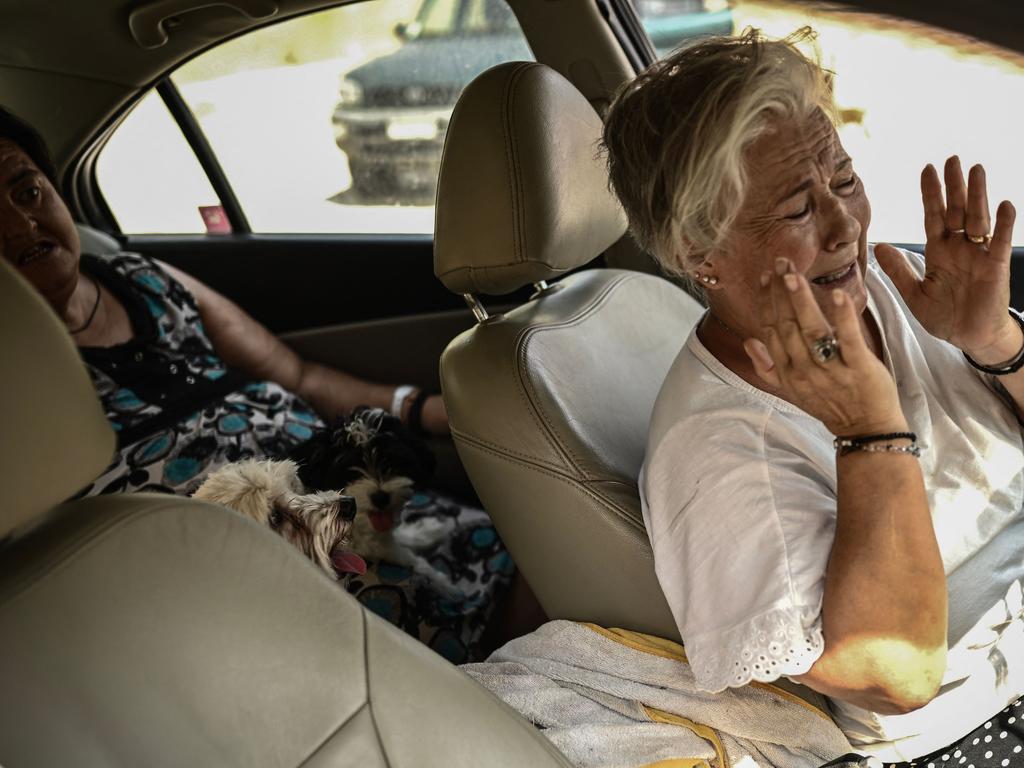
[
  {"x1": 332, "y1": 550, "x2": 367, "y2": 576},
  {"x1": 369, "y1": 510, "x2": 395, "y2": 532}
]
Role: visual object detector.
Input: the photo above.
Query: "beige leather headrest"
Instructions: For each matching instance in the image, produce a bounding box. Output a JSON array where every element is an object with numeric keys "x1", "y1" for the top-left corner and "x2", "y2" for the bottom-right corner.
[
  {"x1": 0, "y1": 259, "x2": 114, "y2": 537},
  {"x1": 434, "y1": 62, "x2": 628, "y2": 296}
]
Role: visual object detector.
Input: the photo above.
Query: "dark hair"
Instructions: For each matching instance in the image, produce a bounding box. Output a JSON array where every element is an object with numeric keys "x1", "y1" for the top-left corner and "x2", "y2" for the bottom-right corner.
[{"x1": 0, "y1": 106, "x2": 58, "y2": 185}]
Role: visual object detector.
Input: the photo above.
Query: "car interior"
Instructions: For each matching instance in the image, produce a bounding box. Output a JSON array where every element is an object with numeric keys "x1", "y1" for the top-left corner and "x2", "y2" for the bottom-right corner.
[{"x1": 3, "y1": 0, "x2": 1024, "y2": 765}]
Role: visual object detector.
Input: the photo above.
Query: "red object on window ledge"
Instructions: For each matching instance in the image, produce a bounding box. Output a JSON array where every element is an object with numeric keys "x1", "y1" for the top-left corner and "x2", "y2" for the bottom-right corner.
[{"x1": 199, "y1": 205, "x2": 232, "y2": 234}]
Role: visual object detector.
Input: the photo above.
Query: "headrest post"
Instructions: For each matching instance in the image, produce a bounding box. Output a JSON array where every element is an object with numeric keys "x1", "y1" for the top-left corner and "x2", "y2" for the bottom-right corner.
[
  {"x1": 463, "y1": 293, "x2": 490, "y2": 323},
  {"x1": 530, "y1": 280, "x2": 552, "y2": 299}
]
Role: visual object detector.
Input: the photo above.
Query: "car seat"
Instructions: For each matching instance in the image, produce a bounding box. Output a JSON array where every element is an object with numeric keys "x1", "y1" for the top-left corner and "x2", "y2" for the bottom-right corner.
[
  {"x1": 434, "y1": 61, "x2": 705, "y2": 638},
  {"x1": 0, "y1": 257, "x2": 570, "y2": 768}
]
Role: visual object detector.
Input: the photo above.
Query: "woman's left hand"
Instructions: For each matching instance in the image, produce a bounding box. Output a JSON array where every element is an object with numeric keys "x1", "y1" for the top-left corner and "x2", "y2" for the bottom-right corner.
[{"x1": 875, "y1": 156, "x2": 1020, "y2": 364}]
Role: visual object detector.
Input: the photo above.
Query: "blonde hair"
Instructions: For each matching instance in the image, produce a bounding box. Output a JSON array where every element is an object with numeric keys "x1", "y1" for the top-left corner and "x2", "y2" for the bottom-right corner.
[{"x1": 601, "y1": 27, "x2": 836, "y2": 281}]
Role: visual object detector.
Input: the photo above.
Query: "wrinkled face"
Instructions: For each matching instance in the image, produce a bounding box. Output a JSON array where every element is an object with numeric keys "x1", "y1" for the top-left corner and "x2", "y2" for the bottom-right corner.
[
  {"x1": 0, "y1": 139, "x2": 81, "y2": 311},
  {"x1": 711, "y1": 111, "x2": 871, "y2": 330}
]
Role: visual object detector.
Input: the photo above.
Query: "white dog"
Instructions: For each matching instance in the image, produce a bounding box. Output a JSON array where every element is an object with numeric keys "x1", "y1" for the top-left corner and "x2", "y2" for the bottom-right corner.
[{"x1": 193, "y1": 458, "x2": 364, "y2": 579}]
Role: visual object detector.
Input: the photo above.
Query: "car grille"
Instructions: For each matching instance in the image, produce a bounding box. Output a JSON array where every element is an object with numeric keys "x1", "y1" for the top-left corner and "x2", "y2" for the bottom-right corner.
[{"x1": 363, "y1": 85, "x2": 461, "y2": 108}]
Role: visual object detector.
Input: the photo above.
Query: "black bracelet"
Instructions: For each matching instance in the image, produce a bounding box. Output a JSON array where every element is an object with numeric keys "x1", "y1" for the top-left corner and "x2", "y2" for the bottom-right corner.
[
  {"x1": 406, "y1": 389, "x2": 432, "y2": 437},
  {"x1": 833, "y1": 431, "x2": 917, "y2": 455},
  {"x1": 963, "y1": 309, "x2": 1024, "y2": 376}
]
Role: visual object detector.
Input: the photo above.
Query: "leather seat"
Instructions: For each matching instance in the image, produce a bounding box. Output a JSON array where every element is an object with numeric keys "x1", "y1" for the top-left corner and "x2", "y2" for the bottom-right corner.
[
  {"x1": 0, "y1": 257, "x2": 570, "y2": 768},
  {"x1": 434, "y1": 61, "x2": 706, "y2": 639}
]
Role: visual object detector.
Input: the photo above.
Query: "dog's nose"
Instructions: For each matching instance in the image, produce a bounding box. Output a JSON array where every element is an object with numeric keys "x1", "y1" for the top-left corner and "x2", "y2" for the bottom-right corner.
[{"x1": 370, "y1": 490, "x2": 390, "y2": 509}]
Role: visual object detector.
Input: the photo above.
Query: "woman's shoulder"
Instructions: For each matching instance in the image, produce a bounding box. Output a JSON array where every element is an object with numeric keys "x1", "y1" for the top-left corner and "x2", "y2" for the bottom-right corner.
[{"x1": 85, "y1": 250, "x2": 199, "y2": 315}]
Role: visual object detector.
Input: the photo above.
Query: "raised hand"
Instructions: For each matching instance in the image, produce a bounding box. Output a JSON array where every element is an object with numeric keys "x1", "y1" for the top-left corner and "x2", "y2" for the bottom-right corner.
[
  {"x1": 875, "y1": 157, "x2": 1020, "y2": 364},
  {"x1": 743, "y1": 258, "x2": 906, "y2": 437}
]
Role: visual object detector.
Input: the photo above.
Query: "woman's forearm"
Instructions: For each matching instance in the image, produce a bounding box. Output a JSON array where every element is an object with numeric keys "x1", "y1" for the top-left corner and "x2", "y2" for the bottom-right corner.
[
  {"x1": 292, "y1": 361, "x2": 394, "y2": 421},
  {"x1": 159, "y1": 260, "x2": 398, "y2": 422},
  {"x1": 795, "y1": 421, "x2": 948, "y2": 714}
]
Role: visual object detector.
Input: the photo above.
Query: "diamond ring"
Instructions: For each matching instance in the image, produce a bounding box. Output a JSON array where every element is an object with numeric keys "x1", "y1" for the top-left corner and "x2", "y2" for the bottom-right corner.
[{"x1": 811, "y1": 335, "x2": 840, "y2": 364}]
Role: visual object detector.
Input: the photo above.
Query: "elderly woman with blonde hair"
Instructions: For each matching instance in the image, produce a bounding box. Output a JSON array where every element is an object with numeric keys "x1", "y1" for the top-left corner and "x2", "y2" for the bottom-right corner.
[{"x1": 602, "y1": 28, "x2": 1024, "y2": 766}]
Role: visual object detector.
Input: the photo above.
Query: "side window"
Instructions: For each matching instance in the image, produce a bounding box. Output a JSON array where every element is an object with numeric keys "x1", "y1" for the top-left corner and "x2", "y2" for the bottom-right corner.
[
  {"x1": 642, "y1": 3, "x2": 1024, "y2": 245},
  {"x1": 95, "y1": 0, "x2": 534, "y2": 235},
  {"x1": 97, "y1": 91, "x2": 225, "y2": 235}
]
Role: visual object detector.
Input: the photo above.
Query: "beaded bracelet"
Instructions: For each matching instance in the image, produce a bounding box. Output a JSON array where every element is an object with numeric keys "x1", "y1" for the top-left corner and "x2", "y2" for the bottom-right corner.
[
  {"x1": 846, "y1": 442, "x2": 922, "y2": 457},
  {"x1": 834, "y1": 431, "x2": 919, "y2": 457},
  {"x1": 963, "y1": 309, "x2": 1024, "y2": 376}
]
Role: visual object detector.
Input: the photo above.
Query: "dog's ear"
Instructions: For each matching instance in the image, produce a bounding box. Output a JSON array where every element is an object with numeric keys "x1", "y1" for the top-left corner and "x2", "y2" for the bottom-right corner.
[{"x1": 372, "y1": 425, "x2": 436, "y2": 485}]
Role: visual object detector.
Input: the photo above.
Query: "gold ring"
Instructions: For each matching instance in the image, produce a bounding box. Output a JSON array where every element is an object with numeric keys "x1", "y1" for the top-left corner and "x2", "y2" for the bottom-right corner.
[
  {"x1": 966, "y1": 232, "x2": 989, "y2": 244},
  {"x1": 949, "y1": 227, "x2": 966, "y2": 234}
]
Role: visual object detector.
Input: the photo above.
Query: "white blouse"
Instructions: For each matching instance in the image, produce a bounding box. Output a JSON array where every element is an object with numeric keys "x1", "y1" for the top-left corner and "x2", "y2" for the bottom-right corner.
[{"x1": 641, "y1": 246, "x2": 1024, "y2": 761}]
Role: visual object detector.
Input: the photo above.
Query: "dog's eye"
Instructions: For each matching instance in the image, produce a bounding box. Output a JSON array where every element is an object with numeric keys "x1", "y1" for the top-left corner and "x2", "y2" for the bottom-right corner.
[{"x1": 269, "y1": 510, "x2": 283, "y2": 529}]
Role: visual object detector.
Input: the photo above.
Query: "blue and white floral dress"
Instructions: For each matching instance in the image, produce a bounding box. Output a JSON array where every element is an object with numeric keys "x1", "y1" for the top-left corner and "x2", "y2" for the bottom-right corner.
[{"x1": 78, "y1": 252, "x2": 513, "y2": 662}]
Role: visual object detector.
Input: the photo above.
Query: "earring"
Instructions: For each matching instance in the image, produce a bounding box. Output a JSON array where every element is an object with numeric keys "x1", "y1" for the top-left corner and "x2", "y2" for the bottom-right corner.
[{"x1": 695, "y1": 272, "x2": 719, "y2": 286}]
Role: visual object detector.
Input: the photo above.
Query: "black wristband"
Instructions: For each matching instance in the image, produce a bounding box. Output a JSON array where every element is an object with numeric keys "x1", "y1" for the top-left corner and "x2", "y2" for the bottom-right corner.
[
  {"x1": 963, "y1": 309, "x2": 1024, "y2": 376},
  {"x1": 406, "y1": 389, "x2": 431, "y2": 437}
]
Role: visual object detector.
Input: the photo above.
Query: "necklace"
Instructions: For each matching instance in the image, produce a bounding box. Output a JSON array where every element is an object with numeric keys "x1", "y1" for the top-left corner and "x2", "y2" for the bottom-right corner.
[
  {"x1": 706, "y1": 310, "x2": 746, "y2": 342},
  {"x1": 68, "y1": 276, "x2": 102, "y2": 335}
]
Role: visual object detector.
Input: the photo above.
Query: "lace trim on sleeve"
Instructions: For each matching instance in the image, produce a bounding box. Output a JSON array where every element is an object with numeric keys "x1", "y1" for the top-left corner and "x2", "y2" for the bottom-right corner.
[{"x1": 686, "y1": 605, "x2": 824, "y2": 693}]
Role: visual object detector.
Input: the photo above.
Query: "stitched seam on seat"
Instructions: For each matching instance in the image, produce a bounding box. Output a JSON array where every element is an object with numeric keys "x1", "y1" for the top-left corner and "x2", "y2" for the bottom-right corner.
[
  {"x1": 362, "y1": 609, "x2": 394, "y2": 768},
  {"x1": 0, "y1": 498, "x2": 205, "y2": 603},
  {"x1": 507, "y1": 63, "x2": 530, "y2": 266},
  {"x1": 455, "y1": 431, "x2": 646, "y2": 531},
  {"x1": 436, "y1": 258, "x2": 577, "y2": 279},
  {"x1": 450, "y1": 426, "x2": 565, "y2": 471},
  {"x1": 501, "y1": 64, "x2": 529, "y2": 278},
  {"x1": 516, "y1": 273, "x2": 640, "y2": 476},
  {"x1": 294, "y1": 701, "x2": 371, "y2": 768}
]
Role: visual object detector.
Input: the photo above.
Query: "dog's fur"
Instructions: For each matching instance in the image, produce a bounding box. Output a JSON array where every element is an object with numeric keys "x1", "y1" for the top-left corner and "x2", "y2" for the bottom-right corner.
[
  {"x1": 194, "y1": 407, "x2": 459, "y2": 594},
  {"x1": 193, "y1": 458, "x2": 356, "y2": 579}
]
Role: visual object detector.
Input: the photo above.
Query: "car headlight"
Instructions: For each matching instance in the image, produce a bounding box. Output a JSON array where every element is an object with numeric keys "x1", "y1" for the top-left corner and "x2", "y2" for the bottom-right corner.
[{"x1": 337, "y1": 77, "x2": 364, "y2": 107}]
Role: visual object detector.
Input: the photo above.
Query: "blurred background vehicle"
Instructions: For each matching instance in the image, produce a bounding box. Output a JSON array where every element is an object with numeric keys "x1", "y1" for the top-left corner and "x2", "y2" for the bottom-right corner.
[{"x1": 331, "y1": 0, "x2": 731, "y2": 202}]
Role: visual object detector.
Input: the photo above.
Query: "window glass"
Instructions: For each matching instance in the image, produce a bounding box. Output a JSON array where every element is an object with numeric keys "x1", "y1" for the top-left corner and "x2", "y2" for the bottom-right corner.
[
  {"x1": 96, "y1": 91, "x2": 224, "y2": 235},
  {"x1": 420, "y1": 0, "x2": 460, "y2": 36},
  {"x1": 643, "y1": 1, "x2": 1024, "y2": 245},
  {"x1": 165, "y1": 0, "x2": 533, "y2": 234}
]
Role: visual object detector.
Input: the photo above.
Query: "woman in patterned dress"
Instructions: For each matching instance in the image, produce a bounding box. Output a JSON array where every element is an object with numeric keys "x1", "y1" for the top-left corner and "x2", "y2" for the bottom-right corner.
[{"x1": 0, "y1": 106, "x2": 533, "y2": 663}]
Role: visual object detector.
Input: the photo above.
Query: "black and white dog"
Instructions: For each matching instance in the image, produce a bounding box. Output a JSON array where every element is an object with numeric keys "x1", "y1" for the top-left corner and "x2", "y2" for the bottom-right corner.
[{"x1": 194, "y1": 407, "x2": 458, "y2": 594}]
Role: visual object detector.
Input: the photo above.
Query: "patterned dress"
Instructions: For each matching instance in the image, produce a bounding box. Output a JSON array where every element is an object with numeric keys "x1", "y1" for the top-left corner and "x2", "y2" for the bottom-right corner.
[{"x1": 78, "y1": 252, "x2": 512, "y2": 662}]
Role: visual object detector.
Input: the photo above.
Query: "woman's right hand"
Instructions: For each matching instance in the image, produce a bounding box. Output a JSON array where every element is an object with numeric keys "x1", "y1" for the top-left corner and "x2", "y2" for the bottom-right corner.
[{"x1": 743, "y1": 257, "x2": 907, "y2": 437}]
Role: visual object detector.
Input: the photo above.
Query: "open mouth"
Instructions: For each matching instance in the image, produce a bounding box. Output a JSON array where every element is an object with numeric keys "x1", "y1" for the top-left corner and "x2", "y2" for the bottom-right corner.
[
  {"x1": 17, "y1": 242, "x2": 57, "y2": 267},
  {"x1": 810, "y1": 261, "x2": 856, "y2": 288}
]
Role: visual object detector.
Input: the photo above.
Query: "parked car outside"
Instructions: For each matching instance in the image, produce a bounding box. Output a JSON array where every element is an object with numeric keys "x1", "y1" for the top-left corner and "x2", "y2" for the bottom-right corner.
[{"x1": 331, "y1": 0, "x2": 732, "y2": 202}]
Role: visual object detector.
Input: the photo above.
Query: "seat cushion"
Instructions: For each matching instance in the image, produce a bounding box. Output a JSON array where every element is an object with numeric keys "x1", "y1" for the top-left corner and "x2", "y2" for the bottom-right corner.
[{"x1": 0, "y1": 493, "x2": 570, "y2": 768}]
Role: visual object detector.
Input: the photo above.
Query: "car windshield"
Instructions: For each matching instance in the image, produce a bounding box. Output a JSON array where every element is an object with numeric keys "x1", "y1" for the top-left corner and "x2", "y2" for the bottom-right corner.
[{"x1": 415, "y1": 0, "x2": 520, "y2": 37}]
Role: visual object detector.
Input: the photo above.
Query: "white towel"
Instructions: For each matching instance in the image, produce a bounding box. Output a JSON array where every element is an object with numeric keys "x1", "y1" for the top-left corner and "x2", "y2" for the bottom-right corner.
[{"x1": 463, "y1": 621, "x2": 857, "y2": 768}]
